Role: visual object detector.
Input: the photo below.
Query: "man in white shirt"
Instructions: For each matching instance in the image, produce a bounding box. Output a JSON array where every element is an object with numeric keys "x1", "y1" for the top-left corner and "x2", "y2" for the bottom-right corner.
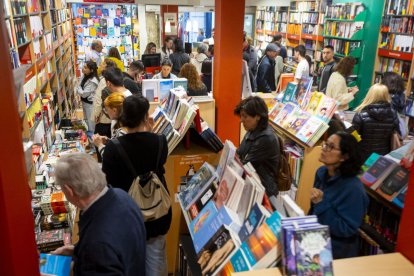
[
  {"x1": 86, "y1": 40, "x2": 104, "y2": 66},
  {"x1": 294, "y1": 45, "x2": 309, "y2": 83}
]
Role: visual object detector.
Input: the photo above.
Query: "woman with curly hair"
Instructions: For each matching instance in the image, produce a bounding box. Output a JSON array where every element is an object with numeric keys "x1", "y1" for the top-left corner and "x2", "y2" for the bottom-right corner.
[
  {"x1": 309, "y1": 131, "x2": 368, "y2": 259},
  {"x1": 179, "y1": 63, "x2": 208, "y2": 96}
]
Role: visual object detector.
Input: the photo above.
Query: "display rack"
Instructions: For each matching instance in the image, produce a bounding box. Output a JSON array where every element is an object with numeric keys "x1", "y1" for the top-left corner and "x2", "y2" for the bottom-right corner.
[{"x1": 5, "y1": 0, "x2": 77, "y2": 187}]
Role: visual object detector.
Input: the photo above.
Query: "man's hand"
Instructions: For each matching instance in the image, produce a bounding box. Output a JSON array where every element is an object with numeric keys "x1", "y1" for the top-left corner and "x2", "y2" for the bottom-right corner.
[
  {"x1": 50, "y1": 244, "x2": 75, "y2": 256},
  {"x1": 310, "y1": 188, "x2": 324, "y2": 204}
]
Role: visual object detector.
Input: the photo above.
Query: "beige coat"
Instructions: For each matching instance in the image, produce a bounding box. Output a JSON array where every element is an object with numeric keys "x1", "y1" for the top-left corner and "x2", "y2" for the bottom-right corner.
[{"x1": 326, "y1": 72, "x2": 354, "y2": 111}]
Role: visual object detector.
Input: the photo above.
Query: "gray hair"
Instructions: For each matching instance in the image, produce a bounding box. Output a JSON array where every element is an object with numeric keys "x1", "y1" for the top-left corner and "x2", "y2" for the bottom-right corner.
[
  {"x1": 197, "y1": 43, "x2": 208, "y2": 54},
  {"x1": 91, "y1": 40, "x2": 102, "y2": 50},
  {"x1": 54, "y1": 153, "x2": 107, "y2": 198}
]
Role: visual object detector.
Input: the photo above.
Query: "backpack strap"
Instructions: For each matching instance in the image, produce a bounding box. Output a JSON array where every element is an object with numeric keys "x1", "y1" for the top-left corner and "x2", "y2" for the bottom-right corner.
[
  {"x1": 156, "y1": 135, "x2": 164, "y2": 171},
  {"x1": 112, "y1": 138, "x2": 137, "y2": 178}
]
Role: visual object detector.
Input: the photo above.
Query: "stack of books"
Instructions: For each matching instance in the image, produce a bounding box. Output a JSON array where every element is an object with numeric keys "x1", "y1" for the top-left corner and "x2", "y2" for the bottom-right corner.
[{"x1": 142, "y1": 78, "x2": 188, "y2": 102}]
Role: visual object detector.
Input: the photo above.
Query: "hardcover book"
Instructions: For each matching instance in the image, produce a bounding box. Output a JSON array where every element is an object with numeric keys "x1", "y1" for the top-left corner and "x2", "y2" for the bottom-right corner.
[
  {"x1": 376, "y1": 166, "x2": 409, "y2": 201},
  {"x1": 39, "y1": 253, "x2": 72, "y2": 276}
]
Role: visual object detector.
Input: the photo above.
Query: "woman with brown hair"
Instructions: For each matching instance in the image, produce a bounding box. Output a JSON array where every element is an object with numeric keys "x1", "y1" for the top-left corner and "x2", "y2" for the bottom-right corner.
[
  {"x1": 107, "y1": 47, "x2": 125, "y2": 72},
  {"x1": 144, "y1": 42, "x2": 157, "y2": 55},
  {"x1": 326, "y1": 56, "x2": 358, "y2": 110},
  {"x1": 179, "y1": 63, "x2": 208, "y2": 96}
]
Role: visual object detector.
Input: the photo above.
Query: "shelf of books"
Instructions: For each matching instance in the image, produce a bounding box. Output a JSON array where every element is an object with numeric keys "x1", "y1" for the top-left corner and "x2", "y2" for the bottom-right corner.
[
  {"x1": 373, "y1": 0, "x2": 414, "y2": 95},
  {"x1": 254, "y1": 6, "x2": 289, "y2": 50},
  {"x1": 69, "y1": 3, "x2": 139, "y2": 76},
  {"x1": 6, "y1": 0, "x2": 77, "y2": 187},
  {"x1": 357, "y1": 142, "x2": 412, "y2": 256}
]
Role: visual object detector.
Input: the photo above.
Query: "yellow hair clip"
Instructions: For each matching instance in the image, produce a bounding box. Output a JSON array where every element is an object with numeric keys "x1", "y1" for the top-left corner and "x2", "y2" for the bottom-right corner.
[{"x1": 351, "y1": 130, "x2": 361, "y2": 142}]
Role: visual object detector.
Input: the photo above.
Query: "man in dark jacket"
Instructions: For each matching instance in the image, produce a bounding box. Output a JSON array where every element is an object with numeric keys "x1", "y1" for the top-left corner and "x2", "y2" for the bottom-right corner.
[
  {"x1": 243, "y1": 34, "x2": 258, "y2": 77},
  {"x1": 271, "y1": 34, "x2": 287, "y2": 62},
  {"x1": 318, "y1": 45, "x2": 336, "y2": 93},
  {"x1": 123, "y1": 60, "x2": 144, "y2": 96},
  {"x1": 256, "y1": 43, "x2": 279, "y2": 93},
  {"x1": 51, "y1": 153, "x2": 146, "y2": 276}
]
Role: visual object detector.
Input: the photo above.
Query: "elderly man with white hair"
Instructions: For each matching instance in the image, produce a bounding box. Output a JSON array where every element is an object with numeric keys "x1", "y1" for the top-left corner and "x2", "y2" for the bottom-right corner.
[
  {"x1": 86, "y1": 40, "x2": 104, "y2": 66},
  {"x1": 51, "y1": 153, "x2": 146, "y2": 276}
]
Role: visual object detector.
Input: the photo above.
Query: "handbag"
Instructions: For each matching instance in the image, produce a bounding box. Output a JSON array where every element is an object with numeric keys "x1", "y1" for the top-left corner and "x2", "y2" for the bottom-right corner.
[
  {"x1": 276, "y1": 135, "x2": 293, "y2": 192},
  {"x1": 113, "y1": 135, "x2": 171, "y2": 222},
  {"x1": 391, "y1": 131, "x2": 402, "y2": 151}
]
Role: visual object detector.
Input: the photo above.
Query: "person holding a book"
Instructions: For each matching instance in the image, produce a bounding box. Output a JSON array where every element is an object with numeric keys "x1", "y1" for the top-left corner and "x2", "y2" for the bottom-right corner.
[
  {"x1": 102, "y1": 95, "x2": 172, "y2": 276},
  {"x1": 153, "y1": 59, "x2": 178, "y2": 79},
  {"x1": 52, "y1": 153, "x2": 146, "y2": 275},
  {"x1": 256, "y1": 43, "x2": 279, "y2": 93},
  {"x1": 318, "y1": 45, "x2": 336, "y2": 93},
  {"x1": 352, "y1": 83, "x2": 400, "y2": 163},
  {"x1": 309, "y1": 131, "x2": 368, "y2": 259},
  {"x1": 325, "y1": 56, "x2": 358, "y2": 110},
  {"x1": 294, "y1": 45, "x2": 309, "y2": 83},
  {"x1": 235, "y1": 96, "x2": 281, "y2": 198}
]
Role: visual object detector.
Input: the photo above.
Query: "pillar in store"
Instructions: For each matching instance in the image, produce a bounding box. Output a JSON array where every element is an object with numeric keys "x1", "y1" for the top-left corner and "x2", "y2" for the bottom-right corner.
[
  {"x1": 0, "y1": 12, "x2": 40, "y2": 276},
  {"x1": 213, "y1": 0, "x2": 245, "y2": 145},
  {"x1": 160, "y1": 5, "x2": 178, "y2": 41}
]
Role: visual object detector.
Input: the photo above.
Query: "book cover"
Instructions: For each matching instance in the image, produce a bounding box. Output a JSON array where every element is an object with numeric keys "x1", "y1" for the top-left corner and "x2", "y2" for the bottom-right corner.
[
  {"x1": 305, "y1": 92, "x2": 323, "y2": 115},
  {"x1": 39, "y1": 253, "x2": 72, "y2": 276},
  {"x1": 159, "y1": 79, "x2": 173, "y2": 102},
  {"x1": 179, "y1": 162, "x2": 217, "y2": 210},
  {"x1": 142, "y1": 79, "x2": 159, "y2": 102},
  {"x1": 173, "y1": 78, "x2": 188, "y2": 91},
  {"x1": 295, "y1": 76, "x2": 313, "y2": 106},
  {"x1": 296, "y1": 116, "x2": 325, "y2": 143},
  {"x1": 282, "y1": 82, "x2": 298, "y2": 103},
  {"x1": 216, "y1": 140, "x2": 237, "y2": 180},
  {"x1": 294, "y1": 226, "x2": 333, "y2": 276},
  {"x1": 268, "y1": 102, "x2": 286, "y2": 123},
  {"x1": 217, "y1": 248, "x2": 251, "y2": 275},
  {"x1": 197, "y1": 226, "x2": 236, "y2": 276},
  {"x1": 189, "y1": 200, "x2": 218, "y2": 238},
  {"x1": 188, "y1": 181, "x2": 218, "y2": 220},
  {"x1": 361, "y1": 156, "x2": 397, "y2": 188},
  {"x1": 238, "y1": 203, "x2": 268, "y2": 243},
  {"x1": 376, "y1": 166, "x2": 409, "y2": 201},
  {"x1": 315, "y1": 96, "x2": 337, "y2": 122},
  {"x1": 274, "y1": 103, "x2": 296, "y2": 125},
  {"x1": 284, "y1": 109, "x2": 311, "y2": 136},
  {"x1": 392, "y1": 185, "x2": 407, "y2": 208}
]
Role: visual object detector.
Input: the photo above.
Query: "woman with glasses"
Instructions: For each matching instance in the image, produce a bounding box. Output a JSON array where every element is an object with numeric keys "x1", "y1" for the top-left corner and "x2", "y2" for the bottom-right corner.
[{"x1": 309, "y1": 131, "x2": 368, "y2": 259}]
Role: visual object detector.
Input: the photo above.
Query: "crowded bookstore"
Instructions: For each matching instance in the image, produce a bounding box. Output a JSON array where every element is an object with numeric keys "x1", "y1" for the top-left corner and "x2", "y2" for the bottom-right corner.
[{"x1": 3, "y1": 0, "x2": 414, "y2": 275}]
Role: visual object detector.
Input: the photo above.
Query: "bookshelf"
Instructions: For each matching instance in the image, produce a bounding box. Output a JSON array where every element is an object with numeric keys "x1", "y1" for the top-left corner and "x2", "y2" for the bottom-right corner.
[
  {"x1": 5, "y1": 0, "x2": 77, "y2": 187},
  {"x1": 373, "y1": 0, "x2": 414, "y2": 97},
  {"x1": 254, "y1": 6, "x2": 289, "y2": 50}
]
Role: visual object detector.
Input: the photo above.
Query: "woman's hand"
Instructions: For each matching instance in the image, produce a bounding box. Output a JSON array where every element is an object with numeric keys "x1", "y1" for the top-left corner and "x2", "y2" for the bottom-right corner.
[
  {"x1": 50, "y1": 244, "x2": 75, "y2": 256},
  {"x1": 92, "y1": 134, "x2": 107, "y2": 147},
  {"x1": 311, "y1": 188, "x2": 324, "y2": 204},
  {"x1": 348, "y1": 86, "x2": 359, "y2": 95}
]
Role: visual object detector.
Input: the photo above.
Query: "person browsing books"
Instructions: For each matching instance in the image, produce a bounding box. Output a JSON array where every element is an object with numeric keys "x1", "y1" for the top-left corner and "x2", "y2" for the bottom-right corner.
[
  {"x1": 352, "y1": 84, "x2": 400, "y2": 163},
  {"x1": 235, "y1": 96, "x2": 281, "y2": 198},
  {"x1": 326, "y1": 56, "x2": 358, "y2": 110},
  {"x1": 318, "y1": 45, "x2": 336, "y2": 93},
  {"x1": 255, "y1": 43, "x2": 279, "y2": 93},
  {"x1": 102, "y1": 67, "x2": 132, "y2": 97},
  {"x1": 179, "y1": 63, "x2": 208, "y2": 96},
  {"x1": 51, "y1": 153, "x2": 146, "y2": 275},
  {"x1": 309, "y1": 131, "x2": 368, "y2": 259},
  {"x1": 153, "y1": 59, "x2": 178, "y2": 79},
  {"x1": 102, "y1": 95, "x2": 172, "y2": 276},
  {"x1": 294, "y1": 45, "x2": 309, "y2": 83}
]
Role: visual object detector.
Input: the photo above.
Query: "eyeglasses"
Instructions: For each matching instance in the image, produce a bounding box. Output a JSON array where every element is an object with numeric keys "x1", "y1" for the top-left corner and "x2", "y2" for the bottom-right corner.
[{"x1": 322, "y1": 141, "x2": 341, "y2": 152}]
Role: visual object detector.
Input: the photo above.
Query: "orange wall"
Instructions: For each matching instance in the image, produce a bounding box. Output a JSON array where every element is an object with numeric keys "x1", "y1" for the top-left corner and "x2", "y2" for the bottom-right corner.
[{"x1": 213, "y1": 0, "x2": 245, "y2": 146}]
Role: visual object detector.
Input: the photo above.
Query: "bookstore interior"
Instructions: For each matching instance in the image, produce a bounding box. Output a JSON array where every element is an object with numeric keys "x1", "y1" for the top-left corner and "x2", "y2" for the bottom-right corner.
[{"x1": 2, "y1": 0, "x2": 414, "y2": 275}]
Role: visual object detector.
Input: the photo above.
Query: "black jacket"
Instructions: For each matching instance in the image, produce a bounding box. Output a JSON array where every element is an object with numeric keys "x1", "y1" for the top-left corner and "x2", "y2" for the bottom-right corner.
[
  {"x1": 169, "y1": 52, "x2": 190, "y2": 75},
  {"x1": 318, "y1": 61, "x2": 336, "y2": 93},
  {"x1": 352, "y1": 102, "x2": 400, "y2": 163},
  {"x1": 188, "y1": 83, "x2": 208, "y2": 96},
  {"x1": 73, "y1": 188, "x2": 146, "y2": 276},
  {"x1": 123, "y1": 72, "x2": 142, "y2": 96},
  {"x1": 391, "y1": 92, "x2": 406, "y2": 114},
  {"x1": 243, "y1": 45, "x2": 258, "y2": 77},
  {"x1": 102, "y1": 132, "x2": 172, "y2": 240},
  {"x1": 256, "y1": 56, "x2": 276, "y2": 93},
  {"x1": 237, "y1": 125, "x2": 280, "y2": 197}
]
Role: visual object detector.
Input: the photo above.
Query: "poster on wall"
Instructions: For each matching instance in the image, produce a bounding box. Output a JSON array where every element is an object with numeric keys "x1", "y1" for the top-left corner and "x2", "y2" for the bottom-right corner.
[{"x1": 164, "y1": 12, "x2": 178, "y2": 36}]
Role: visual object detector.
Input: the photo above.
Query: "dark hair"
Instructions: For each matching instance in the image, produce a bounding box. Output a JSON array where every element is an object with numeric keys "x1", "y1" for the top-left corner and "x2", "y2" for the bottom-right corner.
[
  {"x1": 201, "y1": 59, "x2": 212, "y2": 75},
  {"x1": 305, "y1": 55, "x2": 312, "y2": 71},
  {"x1": 102, "y1": 67, "x2": 124, "y2": 86},
  {"x1": 335, "y1": 56, "x2": 356, "y2": 78},
  {"x1": 162, "y1": 37, "x2": 173, "y2": 54},
  {"x1": 272, "y1": 34, "x2": 282, "y2": 42},
  {"x1": 129, "y1": 60, "x2": 144, "y2": 72},
  {"x1": 335, "y1": 131, "x2": 361, "y2": 177},
  {"x1": 294, "y1": 45, "x2": 306, "y2": 57},
  {"x1": 173, "y1": 38, "x2": 185, "y2": 53},
  {"x1": 234, "y1": 96, "x2": 269, "y2": 131},
  {"x1": 81, "y1": 60, "x2": 99, "y2": 89},
  {"x1": 108, "y1": 47, "x2": 121, "y2": 60},
  {"x1": 381, "y1": 72, "x2": 405, "y2": 95},
  {"x1": 119, "y1": 95, "x2": 150, "y2": 128},
  {"x1": 208, "y1": 45, "x2": 214, "y2": 56},
  {"x1": 323, "y1": 45, "x2": 334, "y2": 51},
  {"x1": 103, "y1": 58, "x2": 117, "y2": 69},
  {"x1": 161, "y1": 58, "x2": 173, "y2": 67}
]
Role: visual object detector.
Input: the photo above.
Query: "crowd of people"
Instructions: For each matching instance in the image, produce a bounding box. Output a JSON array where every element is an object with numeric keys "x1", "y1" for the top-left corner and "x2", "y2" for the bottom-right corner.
[{"x1": 51, "y1": 30, "x2": 410, "y2": 275}]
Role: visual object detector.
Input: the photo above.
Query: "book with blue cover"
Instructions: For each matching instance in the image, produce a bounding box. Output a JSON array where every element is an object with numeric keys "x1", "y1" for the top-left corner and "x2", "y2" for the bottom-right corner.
[
  {"x1": 39, "y1": 253, "x2": 71, "y2": 276},
  {"x1": 189, "y1": 200, "x2": 218, "y2": 238},
  {"x1": 159, "y1": 79, "x2": 173, "y2": 102},
  {"x1": 282, "y1": 82, "x2": 298, "y2": 103}
]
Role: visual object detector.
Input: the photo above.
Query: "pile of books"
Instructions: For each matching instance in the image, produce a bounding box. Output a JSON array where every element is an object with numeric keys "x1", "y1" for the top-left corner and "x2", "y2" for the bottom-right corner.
[
  {"x1": 361, "y1": 154, "x2": 409, "y2": 208},
  {"x1": 151, "y1": 87, "x2": 223, "y2": 154},
  {"x1": 281, "y1": 216, "x2": 334, "y2": 276}
]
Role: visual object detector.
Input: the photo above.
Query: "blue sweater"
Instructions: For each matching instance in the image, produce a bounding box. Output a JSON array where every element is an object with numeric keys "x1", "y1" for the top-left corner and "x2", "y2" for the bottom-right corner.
[
  {"x1": 73, "y1": 187, "x2": 146, "y2": 276},
  {"x1": 309, "y1": 166, "x2": 368, "y2": 259}
]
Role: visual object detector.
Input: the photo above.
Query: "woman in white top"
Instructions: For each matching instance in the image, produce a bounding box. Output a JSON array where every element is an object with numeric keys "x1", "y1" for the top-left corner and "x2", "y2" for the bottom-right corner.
[
  {"x1": 160, "y1": 36, "x2": 174, "y2": 61},
  {"x1": 326, "y1": 56, "x2": 359, "y2": 111},
  {"x1": 77, "y1": 61, "x2": 99, "y2": 135},
  {"x1": 153, "y1": 59, "x2": 178, "y2": 79}
]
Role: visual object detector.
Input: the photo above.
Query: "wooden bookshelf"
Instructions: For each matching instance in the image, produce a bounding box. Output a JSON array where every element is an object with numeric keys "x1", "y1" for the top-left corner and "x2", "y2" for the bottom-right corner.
[{"x1": 4, "y1": 0, "x2": 76, "y2": 187}]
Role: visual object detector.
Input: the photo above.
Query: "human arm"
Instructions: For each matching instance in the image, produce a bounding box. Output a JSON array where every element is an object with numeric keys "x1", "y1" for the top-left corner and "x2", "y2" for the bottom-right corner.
[
  {"x1": 256, "y1": 62, "x2": 273, "y2": 93},
  {"x1": 326, "y1": 74, "x2": 354, "y2": 107},
  {"x1": 313, "y1": 180, "x2": 367, "y2": 237},
  {"x1": 50, "y1": 244, "x2": 75, "y2": 256},
  {"x1": 93, "y1": 79, "x2": 106, "y2": 121},
  {"x1": 77, "y1": 79, "x2": 98, "y2": 99}
]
